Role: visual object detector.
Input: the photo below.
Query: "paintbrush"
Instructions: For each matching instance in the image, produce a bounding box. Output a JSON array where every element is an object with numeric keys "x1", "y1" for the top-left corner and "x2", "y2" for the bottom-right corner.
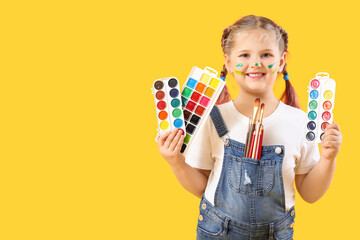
[
  {"x1": 252, "y1": 103, "x2": 264, "y2": 159},
  {"x1": 244, "y1": 119, "x2": 252, "y2": 157},
  {"x1": 248, "y1": 128, "x2": 256, "y2": 158},
  {"x1": 245, "y1": 98, "x2": 260, "y2": 157},
  {"x1": 249, "y1": 115, "x2": 259, "y2": 158},
  {"x1": 251, "y1": 121, "x2": 260, "y2": 159},
  {"x1": 255, "y1": 125, "x2": 264, "y2": 159}
]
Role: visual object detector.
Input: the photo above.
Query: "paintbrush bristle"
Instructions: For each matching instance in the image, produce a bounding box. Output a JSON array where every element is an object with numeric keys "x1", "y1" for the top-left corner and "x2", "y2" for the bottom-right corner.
[
  {"x1": 259, "y1": 103, "x2": 265, "y2": 124},
  {"x1": 254, "y1": 98, "x2": 260, "y2": 107},
  {"x1": 252, "y1": 98, "x2": 260, "y2": 121}
]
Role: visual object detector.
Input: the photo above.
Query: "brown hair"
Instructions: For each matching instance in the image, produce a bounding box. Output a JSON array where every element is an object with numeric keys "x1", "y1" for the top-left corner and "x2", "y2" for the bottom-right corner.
[{"x1": 216, "y1": 15, "x2": 300, "y2": 109}]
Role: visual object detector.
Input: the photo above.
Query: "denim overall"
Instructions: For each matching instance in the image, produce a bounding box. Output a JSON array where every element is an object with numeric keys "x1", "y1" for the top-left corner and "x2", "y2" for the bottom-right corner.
[{"x1": 196, "y1": 106, "x2": 295, "y2": 240}]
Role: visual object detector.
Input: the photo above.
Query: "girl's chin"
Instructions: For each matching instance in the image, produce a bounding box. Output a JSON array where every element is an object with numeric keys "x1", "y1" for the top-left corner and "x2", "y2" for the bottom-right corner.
[
  {"x1": 235, "y1": 77, "x2": 274, "y2": 90},
  {"x1": 245, "y1": 81, "x2": 267, "y2": 88},
  {"x1": 243, "y1": 83, "x2": 268, "y2": 93}
]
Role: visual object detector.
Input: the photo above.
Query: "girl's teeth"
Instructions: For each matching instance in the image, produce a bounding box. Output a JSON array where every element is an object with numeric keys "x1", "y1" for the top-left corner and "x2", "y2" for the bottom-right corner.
[{"x1": 248, "y1": 73, "x2": 263, "y2": 77}]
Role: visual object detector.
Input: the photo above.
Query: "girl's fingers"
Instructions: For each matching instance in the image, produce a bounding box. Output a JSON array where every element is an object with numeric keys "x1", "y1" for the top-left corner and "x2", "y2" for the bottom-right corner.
[
  {"x1": 174, "y1": 134, "x2": 185, "y2": 152},
  {"x1": 169, "y1": 129, "x2": 183, "y2": 151},
  {"x1": 322, "y1": 129, "x2": 341, "y2": 141},
  {"x1": 164, "y1": 129, "x2": 179, "y2": 148},
  {"x1": 326, "y1": 122, "x2": 340, "y2": 131},
  {"x1": 158, "y1": 130, "x2": 171, "y2": 146},
  {"x1": 325, "y1": 129, "x2": 340, "y2": 136},
  {"x1": 322, "y1": 140, "x2": 339, "y2": 148},
  {"x1": 322, "y1": 135, "x2": 338, "y2": 142}
]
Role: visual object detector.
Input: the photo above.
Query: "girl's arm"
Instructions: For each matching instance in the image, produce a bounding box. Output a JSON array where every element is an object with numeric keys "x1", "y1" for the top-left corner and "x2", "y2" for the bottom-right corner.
[
  {"x1": 158, "y1": 129, "x2": 211, "y2": 198},
  {"x1": 295, "y1": 122, "x2": 342, "y2": 203}
]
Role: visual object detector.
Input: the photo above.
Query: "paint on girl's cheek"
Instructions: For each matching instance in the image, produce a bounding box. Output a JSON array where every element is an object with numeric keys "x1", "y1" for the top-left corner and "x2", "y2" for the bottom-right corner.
[
  {"x1": 268, "y1": 62, "x2": 275, "y2": 69},
  {"x1": 272, "y1": 67, "x2": 278, "y2": 74},
  {"x1": 235, "y1": 70, "x2": 244, "y2": 75},
  {"x1": 236, "y1": 63, "x2": 243, "y2": 67}
]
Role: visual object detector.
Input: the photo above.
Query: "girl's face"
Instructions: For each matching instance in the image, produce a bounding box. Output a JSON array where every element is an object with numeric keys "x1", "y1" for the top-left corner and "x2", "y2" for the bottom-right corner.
[{"x1": 225, "y1": 29, "x2": 286, "y2": 95}]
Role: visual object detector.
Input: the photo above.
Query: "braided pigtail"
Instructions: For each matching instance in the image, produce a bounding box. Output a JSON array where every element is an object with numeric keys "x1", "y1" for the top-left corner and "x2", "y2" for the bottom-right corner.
[
  {"x1": 280, "y1": 63, "x2": 300, "y2": 108},
  {"x1": 216, "y1": 64, "x2": 231, "y2": 105},
  {"x1": 216, "y1": 27, "x2": 233, "y2": 105},
  {"x1": 277, "y1": 26, "x2": 300, "y2": 109}
]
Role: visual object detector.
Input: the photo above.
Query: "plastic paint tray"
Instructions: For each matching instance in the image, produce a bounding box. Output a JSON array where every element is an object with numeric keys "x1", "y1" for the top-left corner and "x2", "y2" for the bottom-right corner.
[
  {"x1": 305, "y1": 72, "x2": 336, "y2": 143},
  {"x1": 180, "y1": 66, "x2": 226, "y2": 156},
  {"x1": 152, "y1": 77, "x2": 185, "y2": 137}
]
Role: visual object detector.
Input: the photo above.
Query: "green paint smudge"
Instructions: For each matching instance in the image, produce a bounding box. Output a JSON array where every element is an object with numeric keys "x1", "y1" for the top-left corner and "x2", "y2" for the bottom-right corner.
[
  {"x1": 235, "y1": 70, "x2": 244, "y2": 75},
  {"x1": 268, "y1": 62, "x2": 275, "y2": 69},
  {"x1": 236, "y1": 63, "x2": 243, "y2": 67}
]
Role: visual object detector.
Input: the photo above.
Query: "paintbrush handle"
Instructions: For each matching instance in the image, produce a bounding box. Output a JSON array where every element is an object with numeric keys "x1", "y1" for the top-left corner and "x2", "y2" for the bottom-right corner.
[
  {"x1": 244, "y1": 120, "x2": 251, "y2": 157},
  {"x1": 248, "y1": 131, "x2": 256, "y2": 158},
  {"x1": 247, "y1": 126, "x2": 255, "y2": 158},
  {"x1": 256, "y1": 129, "x2": 264, "y2": 159},
  {"x1": 244, "y1": 131, "x2": 250, "y2": 157},
  {"x1": 251, "y1": 123, "x2": 260, "y2": 159}
]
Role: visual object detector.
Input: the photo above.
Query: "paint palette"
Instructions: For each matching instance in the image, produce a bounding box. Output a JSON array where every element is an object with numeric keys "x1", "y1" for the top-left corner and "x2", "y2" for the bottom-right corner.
[
  {"x1": 305, "y1": 72, "x2": 336, "y2": 142},
  {"x1": 152, "y1": 77, "x2": 185, "y2": 137},
  {"x1": 180, "y1": 66, "x2": 226, "y2": 155}
]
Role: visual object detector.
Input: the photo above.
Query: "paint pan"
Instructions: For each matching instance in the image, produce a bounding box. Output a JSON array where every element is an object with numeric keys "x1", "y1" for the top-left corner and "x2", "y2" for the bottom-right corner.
[
  {"x1": 305, "y1": 72, "x2": 336, "y2": 142},
  {"x1": 180, "y1": 66, "x2": 226, "y2": 155},
  {"x1": 152, "y1": 77, "x2": 185, "y2": 137}
]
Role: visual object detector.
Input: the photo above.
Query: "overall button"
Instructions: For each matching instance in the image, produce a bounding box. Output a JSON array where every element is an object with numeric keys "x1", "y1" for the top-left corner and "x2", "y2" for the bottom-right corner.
[
  {"x1": 291, "y1": 210, "x2": 295, "y2": 216},
  {"x1": 224, "y1": 139, "x2": 230, "y2": 147},
  {"x1": 290, "y1": 222, "x2": 295, "y2": 228},
  {"x1": 199, "y1": 215, "x2": 204, "y2": 221},
  {"x1": 275, "y1": 147, "x2": 282, "y2": 154},
  {"x1": 201, "y1": 203, "x2": 207, "y2": 210}
]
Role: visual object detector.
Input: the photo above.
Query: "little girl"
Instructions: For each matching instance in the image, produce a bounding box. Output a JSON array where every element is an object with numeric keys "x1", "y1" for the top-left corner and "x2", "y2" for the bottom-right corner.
[{"x1": 157, "y1": 15, "x2": 342, "y2": 240}]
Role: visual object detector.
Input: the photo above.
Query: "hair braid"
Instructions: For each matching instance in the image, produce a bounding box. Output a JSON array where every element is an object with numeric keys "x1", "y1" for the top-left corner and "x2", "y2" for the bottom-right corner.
[
  {"x1": 216, "y1": 27, "x2": 233, "y2": 105},
  {"x1": 277, "y1": 26, "x2": 300, "y2": 108},
  {"x1": 280, "y1": 63, "x2": 300, "y2": 108}
]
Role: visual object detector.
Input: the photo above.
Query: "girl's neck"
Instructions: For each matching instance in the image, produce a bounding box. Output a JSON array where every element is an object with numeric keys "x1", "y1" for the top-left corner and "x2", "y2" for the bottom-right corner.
[{"x1": 232, "y1": 90, "x2": 280, "y2": 120}]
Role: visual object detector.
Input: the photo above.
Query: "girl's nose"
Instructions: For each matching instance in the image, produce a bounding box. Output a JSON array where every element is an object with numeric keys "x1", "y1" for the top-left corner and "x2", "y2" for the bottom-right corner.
[
  {"x1": 251, "y1": 62, "x2": 262, "y2": 67},
  {"x1": 250, "y1": 57, "x2": 262, "y2": 68}
]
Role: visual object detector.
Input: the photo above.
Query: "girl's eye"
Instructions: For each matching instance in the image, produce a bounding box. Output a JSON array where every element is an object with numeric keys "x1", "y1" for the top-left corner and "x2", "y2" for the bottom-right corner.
[
  {"x1": 262, "y1": 53, "x2": 272, "y2": 57},
  {"x1": 239, "y1": 54, "x2": 250, "y2": 58}
]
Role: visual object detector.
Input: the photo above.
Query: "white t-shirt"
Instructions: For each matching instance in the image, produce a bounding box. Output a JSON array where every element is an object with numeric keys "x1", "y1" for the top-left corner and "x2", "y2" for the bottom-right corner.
[{"x1": 185, "y1": 100, "x2": 320, "y2": 210}]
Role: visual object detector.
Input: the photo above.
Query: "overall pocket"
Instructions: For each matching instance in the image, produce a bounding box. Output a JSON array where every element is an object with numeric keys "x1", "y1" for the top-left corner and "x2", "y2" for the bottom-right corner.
[
  {"x1": 274, "y1": 209, "x2": 295, "y2": 240},
  {"x1": 228, "y1": 154, "x2": 276, "y2": 196},
  {"x1": 274, "y1": 227, "x2": 294, "y2": 240},
  {"x1": 196, "y1": 204, "x2": 225, "y2": 237},
  {"x1": 274, "y1": 222, "x2": 294, "y2": 240}
]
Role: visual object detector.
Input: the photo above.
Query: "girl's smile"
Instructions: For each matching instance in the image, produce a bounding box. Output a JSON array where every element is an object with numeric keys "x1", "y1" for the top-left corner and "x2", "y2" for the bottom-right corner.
[{"x1": 245, "y1": 71, "x2": 266, "y2": 79}]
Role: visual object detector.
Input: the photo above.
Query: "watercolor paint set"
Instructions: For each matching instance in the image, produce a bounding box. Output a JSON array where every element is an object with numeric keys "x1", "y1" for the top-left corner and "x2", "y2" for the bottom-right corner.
[
  {"x1": 152, "y1": 77, "x2": 185, "y2": 137},
  {"x1": 305, "y1": 72, "x2": 336, "y2": 142},
  {"x1": 180, "y1": 66, "x2": 226, "y2": 155}
]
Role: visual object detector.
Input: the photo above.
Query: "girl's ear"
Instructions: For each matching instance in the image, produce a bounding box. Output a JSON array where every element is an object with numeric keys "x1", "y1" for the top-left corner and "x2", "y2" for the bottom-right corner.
[
  {"x1": 224, "y1": 54, "x2": 233, "y2": 74},
  {"x1": 279, "y1": 51, "x2": 287, "y2": 72}
]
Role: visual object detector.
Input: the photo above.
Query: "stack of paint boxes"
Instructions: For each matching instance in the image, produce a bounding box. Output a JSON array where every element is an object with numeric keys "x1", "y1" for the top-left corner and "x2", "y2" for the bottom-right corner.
[{"x1": 152, "y1": 66, "x2": 226, "y2": 156}]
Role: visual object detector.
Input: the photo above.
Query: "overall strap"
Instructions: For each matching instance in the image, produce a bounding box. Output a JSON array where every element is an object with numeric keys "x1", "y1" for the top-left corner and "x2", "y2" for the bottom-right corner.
[{"x1": 209, "y1": 105, "x2": 229, "y2": 138}]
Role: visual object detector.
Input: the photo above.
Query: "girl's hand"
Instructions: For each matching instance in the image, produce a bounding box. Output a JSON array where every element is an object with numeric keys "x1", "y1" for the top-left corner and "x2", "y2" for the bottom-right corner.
[
  {"x1": 320, "y1": 122, "x2": 343, "y2": 161},
  {"x1": 157, "y1": 129, "x2": 185, "y2": 169}
]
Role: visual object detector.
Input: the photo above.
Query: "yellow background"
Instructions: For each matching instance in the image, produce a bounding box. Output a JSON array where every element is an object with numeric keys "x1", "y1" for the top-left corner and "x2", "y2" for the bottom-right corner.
[{"x1": 0, "y1": 0, "x2": 358, "y2": 239}]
